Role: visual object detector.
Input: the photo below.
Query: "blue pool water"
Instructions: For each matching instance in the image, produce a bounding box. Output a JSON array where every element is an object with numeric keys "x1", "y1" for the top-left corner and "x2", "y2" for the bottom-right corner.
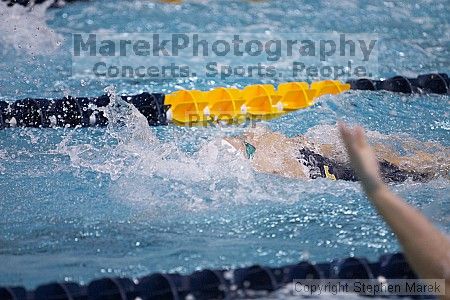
[{"x1": 0, "y1": 0, "x2": 449, "y2": 290}]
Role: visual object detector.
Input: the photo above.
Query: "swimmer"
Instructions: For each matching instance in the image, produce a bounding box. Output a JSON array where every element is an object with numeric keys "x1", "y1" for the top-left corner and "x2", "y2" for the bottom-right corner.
[
  {"x1": 219, "y1": 124, "x2": 449, "y2": 182},
  {"x1": 338, "y1": 123, "x2": 450, "y2": 298}
]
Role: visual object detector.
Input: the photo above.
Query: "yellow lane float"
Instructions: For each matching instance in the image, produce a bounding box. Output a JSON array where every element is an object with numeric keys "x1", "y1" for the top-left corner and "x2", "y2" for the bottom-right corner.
[
  {"x1": 165, "y1": 80, "x2": 351, "y2": 125},
  {"x1": 165, "y1": 90, "x2": 209, "y2": 124},
  {"x1": 311, "y1": 80, "x2": 351, "y2": 97},
  {"x1": 241, "y1": 84, "x2": 283, "y2": 117},
  {"x1": 205, "y1": 88, "x2": 245, "y2": 122},
  {"x1": 277, "y1": 82, "x2": 315, "y2": 110}
]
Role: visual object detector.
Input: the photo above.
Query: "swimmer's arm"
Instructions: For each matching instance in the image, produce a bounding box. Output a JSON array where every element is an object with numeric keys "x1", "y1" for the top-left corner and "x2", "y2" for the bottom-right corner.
[
  {"x1": 369, "y1": 185, "x2": 450, "y2": 284},
  {"x1": 339, "y1": 123, "x2": 450, "y2": 294},
  {"x1": 373, "y1": 143, "x2": 449, "y2": 176}
]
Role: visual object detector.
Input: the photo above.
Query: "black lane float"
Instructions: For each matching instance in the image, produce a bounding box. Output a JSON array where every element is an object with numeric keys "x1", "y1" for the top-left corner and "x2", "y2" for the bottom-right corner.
[
  {"x1": 0, "y1": 73, "x2": 448, "y2": 129},
  {"x1": 0, "y1": 252, "x2": 419, "y2": 300},
  {"x1": 1, "y1": 0, "x2": 86, "y2": 8},
  {"x1": 0, "y1": 93, "x2": 168, "y2": 129},
  {"x1": 347, "y1": 73, "x2": 450, "y2": 94}
]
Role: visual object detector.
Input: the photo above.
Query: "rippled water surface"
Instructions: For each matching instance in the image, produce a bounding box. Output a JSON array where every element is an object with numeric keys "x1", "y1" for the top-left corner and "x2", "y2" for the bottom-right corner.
[{"x1": 0, "y1": 0, "x2": 449, "y2": 289}]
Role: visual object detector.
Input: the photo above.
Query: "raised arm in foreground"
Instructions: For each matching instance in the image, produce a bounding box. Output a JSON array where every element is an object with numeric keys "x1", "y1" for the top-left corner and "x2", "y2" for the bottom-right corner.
[{"x1": 338, "y1": 123, "x2": 450, "y2": 298}]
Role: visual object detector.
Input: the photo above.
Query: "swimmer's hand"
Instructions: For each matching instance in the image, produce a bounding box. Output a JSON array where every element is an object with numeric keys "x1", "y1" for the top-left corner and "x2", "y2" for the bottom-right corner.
[
  {"x1": 338, "y1": 122, "x2": 384, "y2": 194},
  {"x1": 340, "y1": 123, "x2": 450, "y2": 293}
]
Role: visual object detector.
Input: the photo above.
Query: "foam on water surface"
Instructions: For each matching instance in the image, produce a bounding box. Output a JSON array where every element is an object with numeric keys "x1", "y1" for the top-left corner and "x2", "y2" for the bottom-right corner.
[
  {"x1": 1, "y1": 90, "x2": 448, "y2": 289},
  {"x1": 0, "y1": 0, "x2": 449, "y2": 292},
  {"x1": 0, "y1": 91, "x2": 448, "y2": 289}
]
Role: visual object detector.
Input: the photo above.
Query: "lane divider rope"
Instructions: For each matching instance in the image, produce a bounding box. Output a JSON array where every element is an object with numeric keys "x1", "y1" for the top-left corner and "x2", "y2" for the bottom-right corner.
[
  {"x1": 0, "y1": 252, "x2": 418, "y2": 300},
  {"x1": 0, "y1": 73, "x2": 447, "y2": 129}
]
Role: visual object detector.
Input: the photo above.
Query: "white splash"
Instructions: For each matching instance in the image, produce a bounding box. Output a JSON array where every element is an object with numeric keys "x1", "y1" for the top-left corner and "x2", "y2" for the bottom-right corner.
[
  {"x1": 0, "y1": 1, "x2": 62, "y2": 55},
  {"x1": 54, "y1": 87, "x2": 266, "y2": 210}
]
